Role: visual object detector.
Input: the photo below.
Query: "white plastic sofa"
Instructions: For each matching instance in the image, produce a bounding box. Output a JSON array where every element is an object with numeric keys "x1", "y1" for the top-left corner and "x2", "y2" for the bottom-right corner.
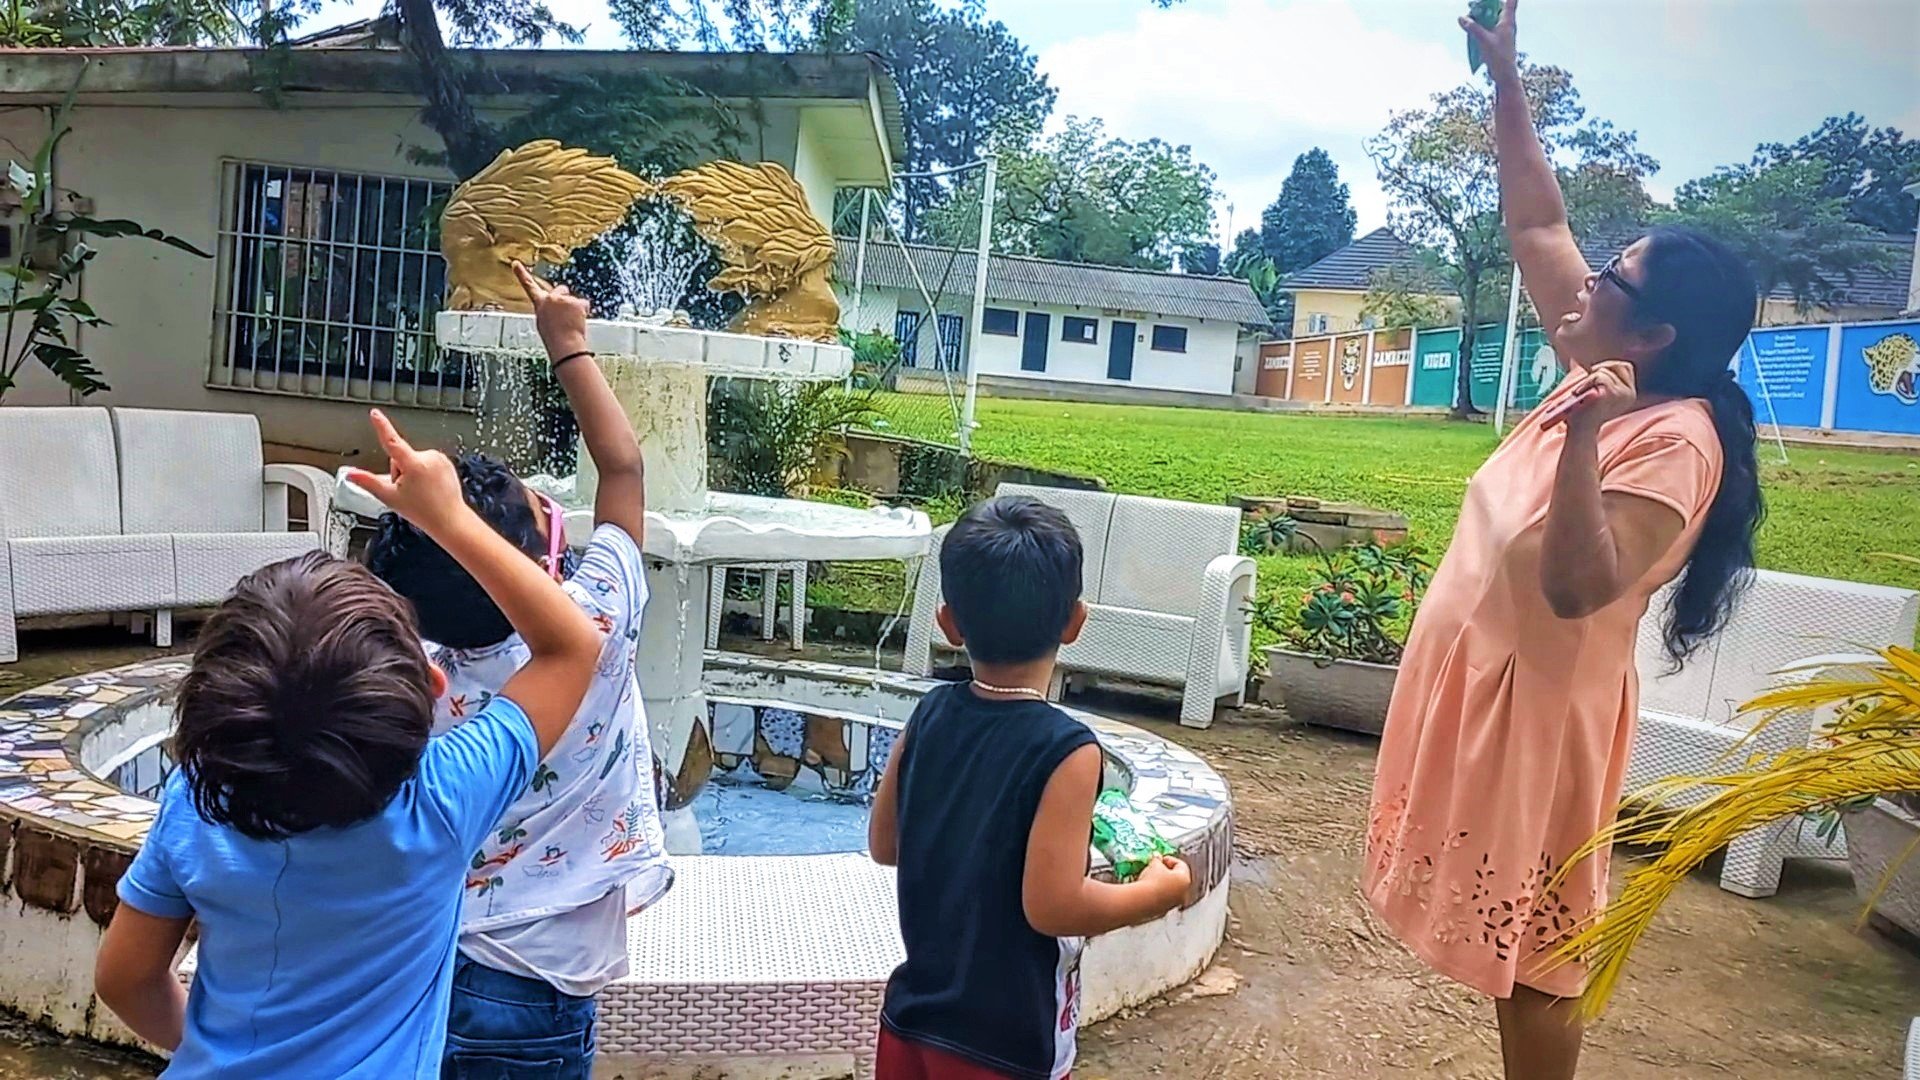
[
  {"x1": 905, "y1": 483, "x2": 1256, "y2": 728},
  {"x1": 0, "y1": 406, "x2": 340, "y2": 662},
  {"x1": 1627, "y1": 569, "x2": 1920, "y2": 898}
]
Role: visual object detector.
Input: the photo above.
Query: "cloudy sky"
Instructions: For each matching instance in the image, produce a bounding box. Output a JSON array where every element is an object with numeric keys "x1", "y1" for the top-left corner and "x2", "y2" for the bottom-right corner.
[{"x1": 314, "y1": 0, "x2": 1919, "y2": 243}]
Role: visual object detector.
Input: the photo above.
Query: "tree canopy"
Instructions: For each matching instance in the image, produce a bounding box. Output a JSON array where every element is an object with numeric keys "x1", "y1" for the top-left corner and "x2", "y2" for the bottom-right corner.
[
  {"x1": 923, "y1": 117, "x2": 1219, "y2": 269},
  {"x1": 1666, "y1": 157, "x2": 1895, "y2": 319},
  {"x1": 835, "y1": 0, "x2": 1055, "y2": 239},
  {"x1": 1740, "y1": 113, "x2": 1919, "y2": 236},
  {"x1": 1259, "y1": 149, "x2": 1357, "y2": 274}
]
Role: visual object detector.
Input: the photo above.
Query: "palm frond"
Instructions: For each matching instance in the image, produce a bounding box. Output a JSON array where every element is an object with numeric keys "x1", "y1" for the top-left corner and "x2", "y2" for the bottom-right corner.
[{"x1": 1553, "y1": 645, "x2": 1920, "y2": 1019}]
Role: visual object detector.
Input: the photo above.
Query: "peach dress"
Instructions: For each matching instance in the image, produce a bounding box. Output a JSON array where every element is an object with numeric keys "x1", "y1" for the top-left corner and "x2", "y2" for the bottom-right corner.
[{"x1": 1364, "y1": 381, "x2": 1723, "y2": 999}]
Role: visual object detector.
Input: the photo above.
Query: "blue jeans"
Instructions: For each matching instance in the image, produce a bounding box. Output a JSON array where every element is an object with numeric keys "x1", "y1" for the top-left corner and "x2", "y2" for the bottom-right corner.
[{"x1": 442, "y1": 956, "x2": 597, "y2": 1080}]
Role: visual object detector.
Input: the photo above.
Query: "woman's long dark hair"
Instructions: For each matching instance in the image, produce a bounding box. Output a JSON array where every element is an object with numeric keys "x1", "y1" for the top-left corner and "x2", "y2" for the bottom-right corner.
[{"x1": 1630, "y1": 225, "x2": 1766, "y2": 664}]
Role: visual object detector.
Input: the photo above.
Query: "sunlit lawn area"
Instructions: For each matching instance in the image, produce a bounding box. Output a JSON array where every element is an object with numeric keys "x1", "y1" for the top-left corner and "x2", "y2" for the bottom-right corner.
[{"x1": 805, "y1": 395, "x2": 1920, "y2": 645}]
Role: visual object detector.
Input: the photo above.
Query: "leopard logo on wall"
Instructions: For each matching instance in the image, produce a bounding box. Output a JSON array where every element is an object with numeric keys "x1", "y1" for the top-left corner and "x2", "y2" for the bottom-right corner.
[{"x1": 1862, "y1": 332, "x2": 1919, "y2": 405}]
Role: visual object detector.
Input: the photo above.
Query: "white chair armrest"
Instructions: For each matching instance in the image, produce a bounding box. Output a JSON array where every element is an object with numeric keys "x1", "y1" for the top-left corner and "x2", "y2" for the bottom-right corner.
[
  {"x1": 1189, "y1": 554, "x2": 1258, "y2": 689},
  {"x1": 902, "y1": 524, "x2": 950, "y2": 676},
  {"x1": 263, "y1": 464, "x2": 343, "y2": 556},
  {"x1": 1757, "y1": 652, "x2": 1887, "y2": 746}
]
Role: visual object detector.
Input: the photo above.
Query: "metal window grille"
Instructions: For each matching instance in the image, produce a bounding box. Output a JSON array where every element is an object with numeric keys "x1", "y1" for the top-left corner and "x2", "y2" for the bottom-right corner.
[
  {"x1": 894, "y1": 310, "x2": 923, "y2": 367},
  {"x1": 207, "y1": 161, "x2": 474, "y2": 410},
  {"x1": 936, "y1": 313, "x2": 964, "y2": 371}
]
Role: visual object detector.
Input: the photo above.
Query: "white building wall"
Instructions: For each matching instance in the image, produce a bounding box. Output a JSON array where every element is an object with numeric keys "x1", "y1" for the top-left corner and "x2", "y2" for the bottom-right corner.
[
  {"x1": 2, "y1": 95, "x2": 856, "y2": 461},
  {"x1": 970, "y1": 303, "x2": 1238, "y2": 396},
  {"x1": 832, "y1": 284, "x2": 1242, "y2": 395}
]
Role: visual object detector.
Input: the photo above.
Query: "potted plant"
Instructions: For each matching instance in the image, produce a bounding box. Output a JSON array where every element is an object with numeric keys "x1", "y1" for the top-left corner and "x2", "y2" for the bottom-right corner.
[
  {"x1": 1252, "y1": 542, "x2": 1428, "y2": 736},
  {"x1": 1556, "y1": 626, "x2": 1920, "y2": 1018}
]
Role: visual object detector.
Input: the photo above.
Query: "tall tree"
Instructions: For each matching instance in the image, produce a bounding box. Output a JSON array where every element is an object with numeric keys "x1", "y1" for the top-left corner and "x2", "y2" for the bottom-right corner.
[
  {"x1": 1666, "y1": 158, "x2": 1895, "y2": 322},
  {"x1": 1223, "y1": 227, "x2": 1264, "y2": 276},
  {"x1": 1179, "y1": 242, "x2": 1221, "y2": 276},
  {"x1": 923, "y1": 116, "x2": 1219, "y2": 269},
  {"x1": 1367, "y1": 64, "x2": 1656, "y2": 416},
  {"x1": 836, "y1": 0, "x2": 1055, "y2": 239},
  {"x1": 1746, "y1": 113, "x2": 1920, "y2": 235},
  {"x1": 1259, "y1": 148, "x2": 1356, "y2": 273}
]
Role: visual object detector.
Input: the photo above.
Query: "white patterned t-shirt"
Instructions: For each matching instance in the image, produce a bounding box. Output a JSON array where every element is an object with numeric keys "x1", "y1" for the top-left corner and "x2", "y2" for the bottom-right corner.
[{"x1": 428, "y1": 522, "x2": 673, "y2": 995}]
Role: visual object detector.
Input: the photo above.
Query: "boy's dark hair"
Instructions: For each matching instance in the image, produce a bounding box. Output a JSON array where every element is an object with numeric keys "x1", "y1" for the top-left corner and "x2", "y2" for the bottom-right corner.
[
  {"x1": 364, "y1": 451, "x2": 544, "y2": 649},
  {"x1": 940, "y1": 495, "x2": 1083, "y2": 665},
  {"x1": 173, "y1": 552, "x2": 435, "y2": 840}
]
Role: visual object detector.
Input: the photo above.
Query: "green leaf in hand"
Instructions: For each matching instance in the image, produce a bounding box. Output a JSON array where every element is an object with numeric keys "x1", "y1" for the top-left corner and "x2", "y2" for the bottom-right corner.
[{"x1": 1468, "y1": 0, "x2": 1501, "y2": 72}]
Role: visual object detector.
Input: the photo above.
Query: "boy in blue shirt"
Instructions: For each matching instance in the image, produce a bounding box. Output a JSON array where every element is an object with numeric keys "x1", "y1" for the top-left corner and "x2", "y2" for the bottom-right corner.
[
  {"x1": 364, "y1": 264, "x2": 668, "y2": 1078},
  {"x1": 92, "y1": 409, "x2": 606, "y2": 1078}
]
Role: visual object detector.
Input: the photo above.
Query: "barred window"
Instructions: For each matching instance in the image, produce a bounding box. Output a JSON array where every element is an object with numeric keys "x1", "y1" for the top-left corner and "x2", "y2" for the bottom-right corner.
[{"x1": 208, "y1": 162, "x2": 473, "y2": 410}]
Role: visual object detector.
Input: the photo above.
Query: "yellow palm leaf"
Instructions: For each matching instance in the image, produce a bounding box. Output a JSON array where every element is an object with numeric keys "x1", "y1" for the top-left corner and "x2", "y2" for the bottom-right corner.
[{"x1": 1554, "y1": 644, "x2": 1920, "y2": 1019}]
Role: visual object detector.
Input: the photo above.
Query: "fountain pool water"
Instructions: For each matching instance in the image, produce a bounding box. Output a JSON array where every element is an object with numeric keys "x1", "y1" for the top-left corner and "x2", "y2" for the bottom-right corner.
[{"x1": 93, "y1": 700, "x2": 879, "y2": 859}]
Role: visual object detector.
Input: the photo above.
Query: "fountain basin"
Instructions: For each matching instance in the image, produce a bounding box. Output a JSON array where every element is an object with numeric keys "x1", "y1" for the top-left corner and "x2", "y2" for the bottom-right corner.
[
  {"x1": 0, "y1": 655, "x2": 1232, "y2": 1068},
  {"x1": 439, "y1": 311, "x2": 853, "y2": 382},
  {"x1": 332, "y1": 479, "x2": 932, "y2": 567}
]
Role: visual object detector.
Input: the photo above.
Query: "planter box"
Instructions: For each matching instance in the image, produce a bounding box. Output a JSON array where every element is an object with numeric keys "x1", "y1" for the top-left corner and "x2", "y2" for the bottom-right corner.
[
  {"x1": 1844, "y1": 799, "x2": 1920, "y2": 941},
  {"x1": 1257, "y1": 647, "x2": 1398, "y2": 736}
]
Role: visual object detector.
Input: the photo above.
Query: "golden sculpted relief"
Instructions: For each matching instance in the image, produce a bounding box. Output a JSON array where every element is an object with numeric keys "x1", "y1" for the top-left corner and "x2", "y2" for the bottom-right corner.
[{"x1": 441, "y1": 140, "x2": 841, "y2": 343}]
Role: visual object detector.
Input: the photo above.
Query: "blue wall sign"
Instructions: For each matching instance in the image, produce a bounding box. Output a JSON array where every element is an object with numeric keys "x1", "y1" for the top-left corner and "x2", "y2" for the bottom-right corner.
[{"x1": 1738, "y1": 327, "x2": 1829, "y2": 430}]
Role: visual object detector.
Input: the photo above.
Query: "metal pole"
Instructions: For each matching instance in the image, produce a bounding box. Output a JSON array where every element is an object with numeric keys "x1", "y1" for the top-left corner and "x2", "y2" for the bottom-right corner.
[
  {"x1": 1493, "y1": 262, "x2": 1523, "y2": 435},
  {"x1": 851, "y1": 188, "x2": 871, "y2": 327},
  {"x1": 959, "y1": 154, "x2": 997, "y2": 456}
]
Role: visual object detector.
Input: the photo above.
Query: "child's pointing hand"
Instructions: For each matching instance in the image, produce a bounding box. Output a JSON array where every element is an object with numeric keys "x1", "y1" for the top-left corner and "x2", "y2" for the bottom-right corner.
[{"x1": 346, "y1": 409, "x2": 467, "y2": 535}]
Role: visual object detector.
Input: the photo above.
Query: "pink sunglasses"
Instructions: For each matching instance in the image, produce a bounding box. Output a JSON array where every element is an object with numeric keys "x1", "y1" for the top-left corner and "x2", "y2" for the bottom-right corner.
[{"x1": 536, "y1": 493, "x2": 567, "y2": 581}]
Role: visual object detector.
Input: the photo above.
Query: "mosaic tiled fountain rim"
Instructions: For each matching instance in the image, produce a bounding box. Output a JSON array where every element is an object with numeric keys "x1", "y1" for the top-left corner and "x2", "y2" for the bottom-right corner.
[{"x1": 0, "y1": 653, "x2": 1232, "y2": 927}]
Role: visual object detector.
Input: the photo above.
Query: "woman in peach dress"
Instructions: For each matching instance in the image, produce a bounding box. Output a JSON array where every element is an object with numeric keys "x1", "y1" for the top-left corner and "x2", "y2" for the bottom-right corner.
[{"x1": 1364, "y1": 4, "x2": 1767, "y2": 1078}]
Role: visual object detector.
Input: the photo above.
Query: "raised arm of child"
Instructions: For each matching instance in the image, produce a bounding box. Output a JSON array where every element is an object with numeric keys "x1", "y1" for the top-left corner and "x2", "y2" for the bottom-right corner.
[
  {"x1": 1021, "y1": 744, "x2": 1191, "y2": 938},
  {"x1": 349, "y1": 410, "x2": 602, "y2": 757},
  {"x1": 514, "y1": 262, "x2": 646, "y2": 545}
]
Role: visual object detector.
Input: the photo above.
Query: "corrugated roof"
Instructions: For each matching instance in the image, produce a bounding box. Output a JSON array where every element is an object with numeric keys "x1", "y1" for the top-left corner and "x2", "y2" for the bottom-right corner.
[
  {"x1": 835, "y1": 238, "x2": 1273, "y2": 328},
  {"x1": 1287, "y1": 225, "x2": 1914, "y2": 312},
  {"x1": 1278, "y1": 228, "x2": 1422, "y2": 292}
]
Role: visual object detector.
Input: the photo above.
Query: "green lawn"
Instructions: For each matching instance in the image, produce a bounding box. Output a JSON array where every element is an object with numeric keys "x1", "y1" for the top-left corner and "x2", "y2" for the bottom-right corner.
[{"x1": 803, "y1": 396, "x2": 1920, "y2": 639}]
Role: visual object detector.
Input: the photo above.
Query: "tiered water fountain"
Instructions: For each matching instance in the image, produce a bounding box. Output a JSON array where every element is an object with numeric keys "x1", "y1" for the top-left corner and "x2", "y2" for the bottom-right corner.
[{"x1": 0, "y1": 142, "x2": 1232, "y2": 1075}]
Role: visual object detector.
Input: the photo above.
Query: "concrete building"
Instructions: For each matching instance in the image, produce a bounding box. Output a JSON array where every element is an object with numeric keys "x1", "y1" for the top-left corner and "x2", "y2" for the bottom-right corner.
[
  {"x1": 0, "y1": 38, "x2": 903, "y2": 462},
  {"x1": 835, "y1": 239, "x2": 1272, "y2": 400},
  {"x1": 1280, "y1": 225, "x2": 1917, "y2": 340}
]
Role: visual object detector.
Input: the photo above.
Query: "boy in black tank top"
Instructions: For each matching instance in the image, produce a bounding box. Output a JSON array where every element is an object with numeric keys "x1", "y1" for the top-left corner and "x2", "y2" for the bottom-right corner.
[{"x1": 868, "y1": 495, "x2": 1193, "y2": 1080}]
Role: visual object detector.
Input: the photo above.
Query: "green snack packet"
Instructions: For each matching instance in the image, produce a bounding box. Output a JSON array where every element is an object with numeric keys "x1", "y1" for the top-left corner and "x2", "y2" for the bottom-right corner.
[
  {"x1": 1091, "y1": 788, "x2": 1178, "y2": 883},
  {"x1": 1467, "y1": 0, "x2": 1501, "y2": 73}
]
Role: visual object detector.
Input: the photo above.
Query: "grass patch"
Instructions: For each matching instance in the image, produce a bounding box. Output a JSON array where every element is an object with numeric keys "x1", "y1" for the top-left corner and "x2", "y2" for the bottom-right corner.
[{"x1": 809, "y1": 396, "x2": 1920, "y2": 640}]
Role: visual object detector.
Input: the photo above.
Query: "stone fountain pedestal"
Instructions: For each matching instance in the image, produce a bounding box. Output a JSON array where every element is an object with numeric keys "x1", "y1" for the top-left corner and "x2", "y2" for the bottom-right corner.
[{"x1": 337, "y1": 311, "x2": 932, "y2": 808}]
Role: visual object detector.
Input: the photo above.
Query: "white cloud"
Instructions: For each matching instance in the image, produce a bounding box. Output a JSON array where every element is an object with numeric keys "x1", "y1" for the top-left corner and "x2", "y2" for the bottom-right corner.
[{"x1": 1036, "y1": 0, "x2": 1464, "y2": 240}]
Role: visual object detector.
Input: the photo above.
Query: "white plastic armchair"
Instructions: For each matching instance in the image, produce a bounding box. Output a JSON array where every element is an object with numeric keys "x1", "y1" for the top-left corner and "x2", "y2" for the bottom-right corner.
[
  {"x1": 264, "y1": 463, "x2": 346, "y2": 557},
  {"x1": 904, "y1": 485, "x2": 1256, "y2": 729},
  {"x1": 903, "y1": 525, "x2": 950, "y2": 677},
  {"x1": 1184, "y1": 553, "x2": 1259, "y2": 726},
  {"x1": 1626, "y1": 567, "x2": 1917, "y2": 898},
  {"x1": 1705, "y1": 653, "x2": 1881, "y2": 899}
]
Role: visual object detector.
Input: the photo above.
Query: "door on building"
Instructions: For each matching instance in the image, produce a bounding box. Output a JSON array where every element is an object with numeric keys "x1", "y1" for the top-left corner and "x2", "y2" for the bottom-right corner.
[
  {"x1": 1107, "y1": 321, "x2": 1136, "y2": 381},
  {"x1": 1021, "y1": 312, "x2": 1050, "y2": 371}
]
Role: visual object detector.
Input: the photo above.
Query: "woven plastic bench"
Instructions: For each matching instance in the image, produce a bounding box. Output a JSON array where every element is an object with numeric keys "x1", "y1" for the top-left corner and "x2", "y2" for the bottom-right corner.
[{"x1": 601, "y1": 852, "x2": 900, "y2": 1074}]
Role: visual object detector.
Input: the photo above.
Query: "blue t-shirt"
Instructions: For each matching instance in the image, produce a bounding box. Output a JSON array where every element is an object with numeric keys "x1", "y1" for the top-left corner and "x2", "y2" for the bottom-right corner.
[{"x1": 118, "y1": 696, "x2": 537, "y2": 1078}]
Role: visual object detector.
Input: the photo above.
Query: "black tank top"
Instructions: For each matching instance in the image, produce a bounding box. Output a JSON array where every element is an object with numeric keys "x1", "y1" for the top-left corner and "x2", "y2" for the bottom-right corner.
[{"x1": 881, "y1": 681, "x2": 1100, "y2": 1080}]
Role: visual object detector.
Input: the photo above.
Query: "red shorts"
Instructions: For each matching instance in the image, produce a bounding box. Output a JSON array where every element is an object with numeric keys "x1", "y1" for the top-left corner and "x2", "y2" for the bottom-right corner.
[{"x1": 875, "y1": 1027, "x2": 1068, "y2": 1080}]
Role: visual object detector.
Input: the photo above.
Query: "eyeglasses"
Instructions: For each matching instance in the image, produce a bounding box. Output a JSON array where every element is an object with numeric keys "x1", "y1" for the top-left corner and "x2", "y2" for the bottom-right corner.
[
  {"x1": 537, "y1": 493, "x2": 567, "y2": 582},
  {"x1": 1595, "y1": 254, "x2": 1643, "y2": 303}
]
